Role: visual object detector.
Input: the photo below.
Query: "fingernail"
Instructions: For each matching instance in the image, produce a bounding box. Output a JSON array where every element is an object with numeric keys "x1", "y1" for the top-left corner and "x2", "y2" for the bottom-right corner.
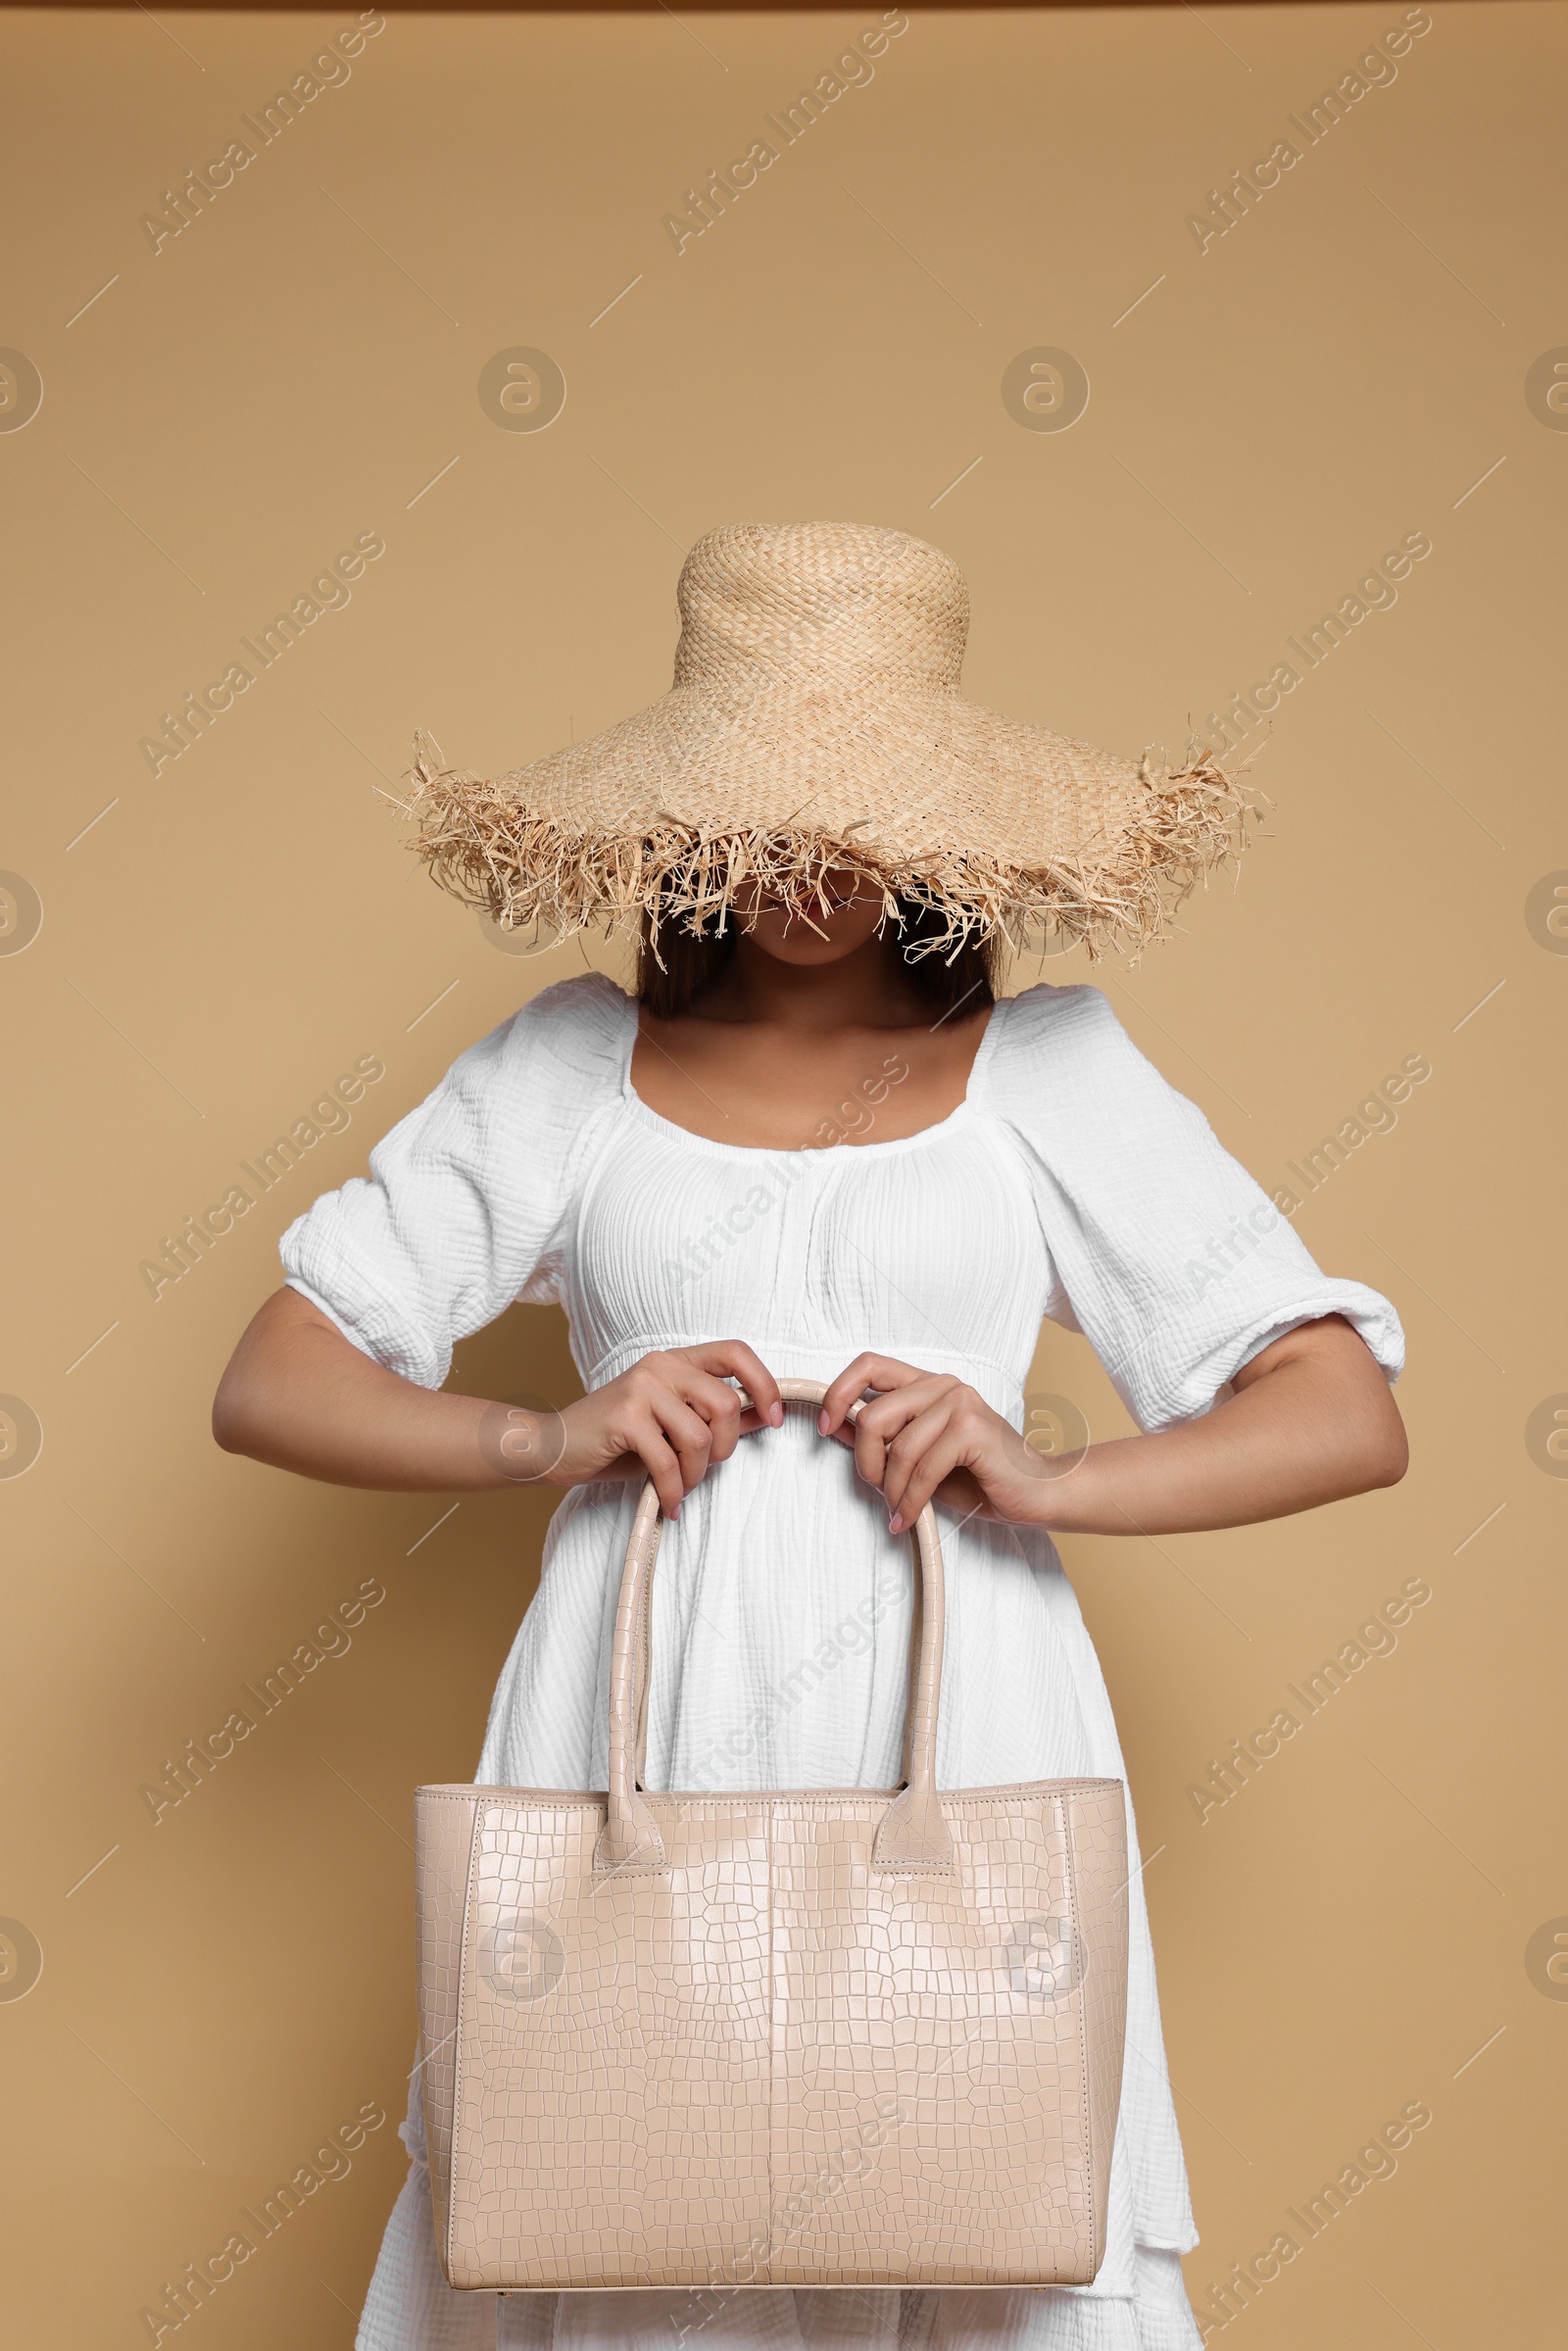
[
  {"x1": 888, "y1": 1511, "x2": 904, "y2": 1534},
  {"x1": 769, "y1": 1401, "x2": 784, "y2": 1426},
  {"x1": 817, "y1": 1409, "x2": 829, "y2": 1435}
]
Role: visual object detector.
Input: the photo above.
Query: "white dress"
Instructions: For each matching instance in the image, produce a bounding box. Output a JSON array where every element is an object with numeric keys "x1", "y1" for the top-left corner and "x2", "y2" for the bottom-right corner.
[{"x1": 279, "y1": 973, "x2": 1402, "y2": 2351}]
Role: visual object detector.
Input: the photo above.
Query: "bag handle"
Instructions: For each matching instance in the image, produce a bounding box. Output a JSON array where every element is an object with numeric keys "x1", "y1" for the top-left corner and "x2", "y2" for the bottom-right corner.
[{"x1": 594, "y1": 1381, "x2": 953, "y2": 1876}]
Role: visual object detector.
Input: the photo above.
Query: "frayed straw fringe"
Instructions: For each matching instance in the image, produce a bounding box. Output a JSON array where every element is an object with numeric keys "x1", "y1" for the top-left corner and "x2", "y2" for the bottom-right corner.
[{"x1": 403, "y1": 732, "x2": 1256, "y2": 966}]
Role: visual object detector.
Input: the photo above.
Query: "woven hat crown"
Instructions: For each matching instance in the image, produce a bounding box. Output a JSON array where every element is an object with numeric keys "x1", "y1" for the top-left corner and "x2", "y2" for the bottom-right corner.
[{"x1": 671, "y1": 521, "x2": 968, "y2": 696}]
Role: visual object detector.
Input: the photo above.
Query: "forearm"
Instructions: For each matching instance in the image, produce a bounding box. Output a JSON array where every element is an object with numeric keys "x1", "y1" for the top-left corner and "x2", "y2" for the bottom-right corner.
[
  {"x1": 1020, "y1": 1322, "x2": 1407, "y2": 1538},
  {"x1": 213, "y1": 1288, "x2": 514, "y2": 1491},
  {"x1": 215, "y1": 1295, "x2": 782, "y2": 1509}
]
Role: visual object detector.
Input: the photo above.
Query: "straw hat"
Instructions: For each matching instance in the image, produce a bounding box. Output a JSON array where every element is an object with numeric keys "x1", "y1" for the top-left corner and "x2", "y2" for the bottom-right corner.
[{"x1": 407, "y1": 520, "x2": 1250, "y2": 960}]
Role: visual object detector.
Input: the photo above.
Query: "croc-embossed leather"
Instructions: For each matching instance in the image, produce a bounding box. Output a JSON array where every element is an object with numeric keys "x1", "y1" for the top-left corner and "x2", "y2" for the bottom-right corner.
[{"x1": 416, "y1": 1384, "x2": 1129, "y2": 2292}]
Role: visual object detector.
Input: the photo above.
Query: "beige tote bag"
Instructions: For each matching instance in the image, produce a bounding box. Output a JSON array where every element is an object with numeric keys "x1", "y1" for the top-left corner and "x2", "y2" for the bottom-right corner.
[{"x1": 416, "y1": 1383, "x2": 1129, "y2": 2294}]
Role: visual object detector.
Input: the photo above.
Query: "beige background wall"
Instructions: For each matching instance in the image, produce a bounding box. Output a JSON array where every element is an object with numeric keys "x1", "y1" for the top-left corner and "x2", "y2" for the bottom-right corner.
[{"x1": 2, "y1": 4, "x2": 1564, "y2": 2343}]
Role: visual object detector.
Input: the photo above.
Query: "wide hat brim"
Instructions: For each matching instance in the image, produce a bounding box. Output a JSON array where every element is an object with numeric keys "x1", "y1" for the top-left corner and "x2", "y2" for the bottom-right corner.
[{"x1": 405, "y1": 523, "x2": 1253, "y2": 960}]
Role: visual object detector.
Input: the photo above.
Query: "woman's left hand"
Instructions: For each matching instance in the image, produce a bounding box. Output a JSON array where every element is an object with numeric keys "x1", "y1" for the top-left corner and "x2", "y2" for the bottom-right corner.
[
  {"x1": 818, "y1": 1322, "x2": 1407, "y2": 1541},
  {"x1": 817, "y1": 1353, "x2": 1061, "y2": 1532}
]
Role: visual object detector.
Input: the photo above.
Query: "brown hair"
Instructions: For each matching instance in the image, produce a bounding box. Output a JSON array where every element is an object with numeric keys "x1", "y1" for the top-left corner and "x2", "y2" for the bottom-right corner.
[{"x1": 636, "y1": 895, "x2": 1003, "y2": 1021}]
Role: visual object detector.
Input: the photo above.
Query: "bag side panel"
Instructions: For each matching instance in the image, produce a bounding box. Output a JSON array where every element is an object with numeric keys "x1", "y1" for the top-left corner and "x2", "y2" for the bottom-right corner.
[
  {"x1": 415, "y1": 1787, "x2": 483, "y2": 2269},
  {"x1": 1063, "y1": 1782, "x2": 1131, "y2": 2272}
]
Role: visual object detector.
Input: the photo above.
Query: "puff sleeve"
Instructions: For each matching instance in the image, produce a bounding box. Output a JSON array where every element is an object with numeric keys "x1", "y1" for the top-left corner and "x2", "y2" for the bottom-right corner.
[
  {"x1": 277, "y1": 973, "x2": 629, "y2": 1390},
  {"x1": 986, "y1": 983, "x2": 1404, "y2": 1432}
]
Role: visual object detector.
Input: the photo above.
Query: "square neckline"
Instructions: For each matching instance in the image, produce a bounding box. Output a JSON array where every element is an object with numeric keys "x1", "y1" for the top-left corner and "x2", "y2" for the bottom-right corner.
[{"x1": 617, "y1": 990, "x2": 1009, "y2": 1161}]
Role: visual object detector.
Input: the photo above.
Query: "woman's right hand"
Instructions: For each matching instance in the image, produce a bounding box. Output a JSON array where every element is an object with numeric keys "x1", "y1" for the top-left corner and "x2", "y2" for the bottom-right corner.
[
  {"x1": 543, "y1": 1343, "x2": 782, "y2": 1518},
  {"x1": 214, "y1": 1292, "x2": 781, "y2": 1504}
]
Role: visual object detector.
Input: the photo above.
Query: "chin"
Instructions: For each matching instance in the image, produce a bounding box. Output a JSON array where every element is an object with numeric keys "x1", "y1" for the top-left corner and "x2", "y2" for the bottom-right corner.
[
  {"x1": 749, "y1": 909, "x2": 886, "y2": 965},
  {"x1": 759, "y1": 937, "x2": 866, "y2": 967}
]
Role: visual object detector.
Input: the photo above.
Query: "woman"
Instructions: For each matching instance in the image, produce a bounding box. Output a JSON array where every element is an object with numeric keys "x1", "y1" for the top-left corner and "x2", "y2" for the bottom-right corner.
[{"x1": 214, "y1": 522, "x2": 1406, "y2": 2351}]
